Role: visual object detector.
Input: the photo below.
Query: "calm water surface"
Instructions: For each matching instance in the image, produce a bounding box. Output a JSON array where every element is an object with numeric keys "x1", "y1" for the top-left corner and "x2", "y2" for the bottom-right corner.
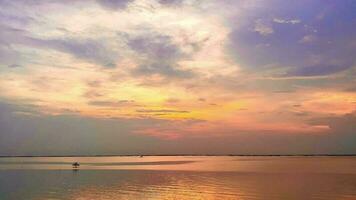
[{"x1": 1, "y1": 156, "x2": 356, "y2": 200}]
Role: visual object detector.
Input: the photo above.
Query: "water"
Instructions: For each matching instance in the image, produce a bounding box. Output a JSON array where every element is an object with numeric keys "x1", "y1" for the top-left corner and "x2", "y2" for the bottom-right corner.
[{"x1": 1, "y1": 156, "x2": 356, "y2": 200}]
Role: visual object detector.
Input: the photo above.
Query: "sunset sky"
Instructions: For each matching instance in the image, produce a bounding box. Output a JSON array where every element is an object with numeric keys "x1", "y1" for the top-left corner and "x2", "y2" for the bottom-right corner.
[{"x1": 0, "y1": 0, "x2": 355, "y2": 155}]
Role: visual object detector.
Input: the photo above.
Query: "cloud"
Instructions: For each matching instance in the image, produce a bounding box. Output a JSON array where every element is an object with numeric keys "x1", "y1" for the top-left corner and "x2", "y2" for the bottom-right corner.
[
  {"x1": 83, "y1": 91, "x2": 103, "y2": 98},
  {"x1": 87, "y1": 80, "x2": 102, "y2": 87},
  {"x1": 8, "y1": 64, "x2": 22, "y2": 68},
  {"x1": 286, "y1": 64, "x2": 351, "y2": 77},
  {"x1": 128, "y1": 34, "x2": 182, "y2": 61},
  {"x1": 159, "y1": 0, "x2": 183, "y2": 6},
  {"x1": 96, "y1": 0, "x2": 132, "y2": 10},
  {"x1": 39, "y1": 38, "x2": 118, "y2": 67},
  {"x1": 273, "y1": 18, "x2": 301, "y2": 24},
  {"x1": 128, "y1": 33, "x2": 194, "y2": 78},
  {"x1": 132, "y1": 63, "x2": 194, "y2": 79},
  {"x1": 254, "y1": 19, "x2": 274, "y2": 36},
  {"x1": 165, "y1": 98, "x2": 180, "y2": 104},
  {"x1": 272, "y1": 90, "x2": 296, "y2": 94},
  {"x1": 228, "y1": 0, "x2": 356, "y2": 78},
  {"x1": 0, "y1": 23, "x2": 118, "y2": 67},
  {"x1": 299, "y1": 35, "x2": 316, "y2": 43},
  {"x1": 0, "y1": 102, "x2": 164, "y2": 155},
  {"x1": 309, "y1": 112, "x2": 356, "y2": 135},
  {"x1": 136, "y1": 109, "x2": 189, "y2": 113},
  {"x1": 88, "y1": 100, "x2": 136, "y2": 107},
  {"x1": 0, "y1": 0, "x2": 355, "y2": 155},
  {"x1": 345, "y1": 86, "x2": 356, "y2": 92},
  {"x1": 0, "y1": 25, "x2": 31, "y2": 66},
  {"x1": 0, "y1": 4, "x2": 35, "y2": 26}
]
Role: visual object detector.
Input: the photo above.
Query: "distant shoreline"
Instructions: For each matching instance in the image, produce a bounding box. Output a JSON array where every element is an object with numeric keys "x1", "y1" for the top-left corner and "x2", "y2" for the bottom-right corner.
[{"x1": 1, "y1": 154, "x2": 356, "y2": 157}]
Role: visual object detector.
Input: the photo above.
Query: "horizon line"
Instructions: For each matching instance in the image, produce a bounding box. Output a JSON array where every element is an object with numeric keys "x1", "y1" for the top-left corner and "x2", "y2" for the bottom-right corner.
[{"x1": 1, "y1": 154, "x2": 356, "y2": 157}]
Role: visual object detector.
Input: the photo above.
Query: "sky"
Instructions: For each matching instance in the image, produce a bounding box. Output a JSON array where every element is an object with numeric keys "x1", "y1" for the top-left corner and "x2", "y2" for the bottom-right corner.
[{"x1": 0, "y1": 0, "x2": 355, "y2": 155}]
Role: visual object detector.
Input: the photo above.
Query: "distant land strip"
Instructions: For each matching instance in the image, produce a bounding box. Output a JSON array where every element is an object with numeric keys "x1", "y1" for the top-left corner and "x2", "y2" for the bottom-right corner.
[{"x1": 0, "y1": 154, "x2": 356, "y2": 157}]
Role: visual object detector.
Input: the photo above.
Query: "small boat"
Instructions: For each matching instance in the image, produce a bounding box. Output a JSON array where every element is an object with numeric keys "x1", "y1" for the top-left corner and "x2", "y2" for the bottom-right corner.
[{"x1": 72, "y1": 162, "x2": 80, "y2": 168}]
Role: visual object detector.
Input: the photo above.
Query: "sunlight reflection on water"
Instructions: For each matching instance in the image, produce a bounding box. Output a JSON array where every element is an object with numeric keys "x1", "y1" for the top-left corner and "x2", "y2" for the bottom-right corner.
[{"x1": 1, "y1": 156, "x2": 356, "y2": 200}]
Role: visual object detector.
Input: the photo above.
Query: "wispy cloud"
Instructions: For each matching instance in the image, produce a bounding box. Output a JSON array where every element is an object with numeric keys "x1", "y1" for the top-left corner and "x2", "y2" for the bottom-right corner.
[
  {"x1": 273, "y1": 18, "x2": 301, "y2": 24},
  {"x1": 254, "y1": 19, "x2": 274, "y2": 36},
  {"x1": 89, "y1": 100, "x2": 136, "y2": 107}
]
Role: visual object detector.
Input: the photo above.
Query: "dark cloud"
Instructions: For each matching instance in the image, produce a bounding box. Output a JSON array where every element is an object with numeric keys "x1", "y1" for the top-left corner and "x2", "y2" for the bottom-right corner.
[
  {"x1": 87, "y1": 80, "x2": 102, "y2": 87},
  {"x1": 307, "y1": 112, "x2": 356, "y2": 153},
  {"x1": 0, "y1": 25, "x2": 29, "y2": 66},
  {"x1": 8, "y1": 64, "x2": 22, "y2": 68},
  {"x1": 0, "y1": 102, "x2": 161, "y2": 156},
  {"x1": 159, "y1": 0, "x2": 183, "y2": 6},
  {"x1": 272, "y1": 90, "x2": 296, "y2": 93},
  {"x1": 96, "y1": 0, "x2": 132, "y2": 10},
  {"x1": 132, "y1": 63, "x2": 194, "y2": 79},
  {"x1": 309, "y1": 112, "x2": 356, "y2": 135},
  {"x1": 41, "y1": 38, "x2": 118, "y2": 67},
  {"x1": 128, "y1": 33, "x2": 194, "y2": 78},
  {"x1": 104, "y1": 62, "x2": 117, "y2": 68},
  {"x1": 136, "y1": 109, "x2": 189, "y2": 113},
  {"x1": 345, "y1": 86, "x2": 356, "y2": 92},
  {"x1": 59, "y1": 108, "x2": 81, "y2": 115},
  {"x1": 286, "y1": 64, "x2": 352, "y2": 77},
  {"x1": 88, "y1": 100, "x2": 136, "y2": 107},
  {"x1": 0, "y1": 3, "x2": 35, "y2": 25},
  {"x1": 0, "y1": 23, "x2": 118, "y2": 67},
  {"x1": 128, "y1": 34, "x2": 182, "y2": 61},
  {"x1": 0, "y1": 22, "x2": 32, "y2": 43},
  {"x1": 83, "y1": 90, "x2": 103, "y2": 98}
]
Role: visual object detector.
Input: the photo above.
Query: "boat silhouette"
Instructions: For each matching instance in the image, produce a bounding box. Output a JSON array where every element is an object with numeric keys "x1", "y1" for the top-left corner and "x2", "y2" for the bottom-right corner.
[{"x1": 72, "y1": 162, "x2": 80, "y2": 168}]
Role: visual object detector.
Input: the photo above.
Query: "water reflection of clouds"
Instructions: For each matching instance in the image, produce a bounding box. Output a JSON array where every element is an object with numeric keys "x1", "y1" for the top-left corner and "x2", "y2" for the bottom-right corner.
[
  {"x1": 19, "y1": 170, "x2": 356, "y2": 200},
  {"x1": 1, "y1": 156, "x2": 356, "y2": 199}
]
